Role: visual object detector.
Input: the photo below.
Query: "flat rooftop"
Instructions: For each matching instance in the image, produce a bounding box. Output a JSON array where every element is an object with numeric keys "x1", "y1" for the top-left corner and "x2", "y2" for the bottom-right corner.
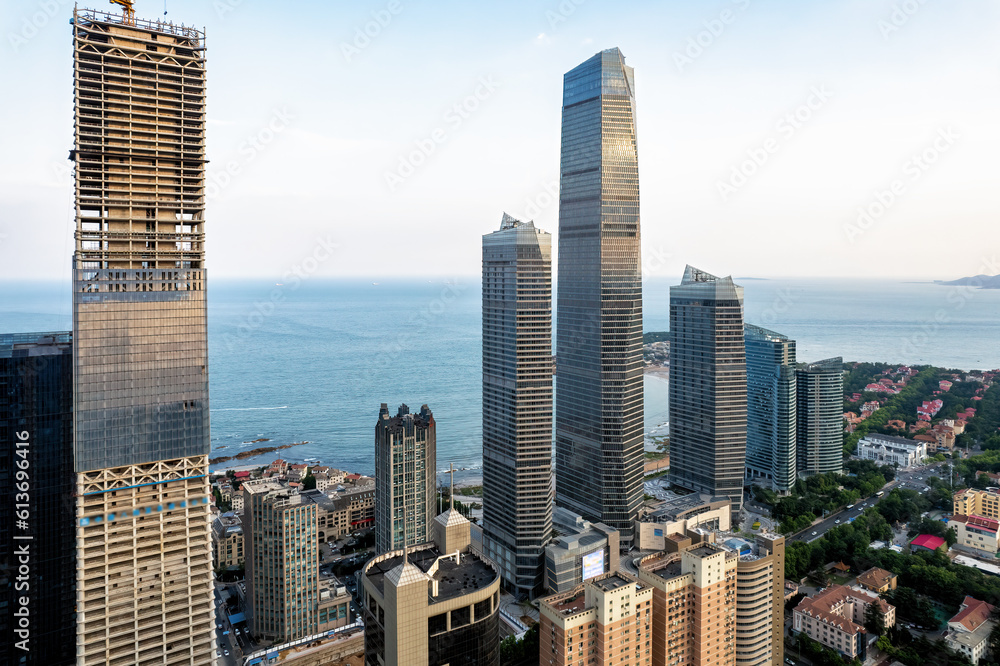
[
  {"x1": 365, "y1": 545, "x2": 497, "y2": 605},
  {"x1": 592, "y1": 574, "x2": 634, "y2": 592}
]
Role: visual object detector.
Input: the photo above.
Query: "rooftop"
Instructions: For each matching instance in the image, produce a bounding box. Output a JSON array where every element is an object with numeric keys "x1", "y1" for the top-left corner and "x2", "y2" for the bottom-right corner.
[
  {"x1": 911, "y1": 534, "x2": 946, "y2": 551},
  {"x1": 950, "y1": 596, "x2": 995, "y2": 633},
  {"x1": 364, "y1": 544, "x2": 497, "y2": 605},
  {"x1": 857, "y1": 567, "x2": 896, "y2": 590},
  {"x1": 592, "y1": 574, "x2": 634, "y2": 592}
]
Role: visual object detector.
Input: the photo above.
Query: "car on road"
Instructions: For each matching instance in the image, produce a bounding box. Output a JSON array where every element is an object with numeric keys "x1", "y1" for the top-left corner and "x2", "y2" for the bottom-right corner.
[
  {"x1": 217, "y1": 651, "x2": 222, "y2": 658},
  {"x1": 224, "y1": 649, "x2": 229, "y2": 656},
  {"x1": 812, "y1": 531, "x2": 818, "y2": 536},
  {"x1": 835, "y1": 519, "x2": 841, "y2": 524}
]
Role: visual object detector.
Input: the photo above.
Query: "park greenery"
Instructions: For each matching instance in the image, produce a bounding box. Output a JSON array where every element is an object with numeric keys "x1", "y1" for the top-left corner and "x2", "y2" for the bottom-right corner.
[
  {"x1": 753, "y1": 459, "x2": 893, "y2": 533},
  {"x1": 500, "y1": 624, "x2": 539, "y2": 666}
]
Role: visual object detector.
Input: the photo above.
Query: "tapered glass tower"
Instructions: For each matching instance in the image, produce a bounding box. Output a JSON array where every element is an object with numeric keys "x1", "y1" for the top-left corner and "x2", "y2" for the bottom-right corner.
[
  {"x1": 668, "y1": 266, "x2": 747, "y2": 516},
  {"x1": 554, "y1": 48, "x2": 643, "y2": 547},
  {"x1": 745, "y1": 325, "x2": 797, "y2": 492},
  {"x1": 482, "y1": 214, "x2": 553, "y2": 597},
  {"x1": 71, "y1": 7, "x2": 214, "y2": 664}
]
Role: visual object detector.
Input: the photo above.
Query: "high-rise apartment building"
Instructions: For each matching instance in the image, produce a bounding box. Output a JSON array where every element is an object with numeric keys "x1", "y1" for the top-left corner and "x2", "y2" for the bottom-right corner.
[
  {"x1": 0, "y1": 333, "x2": 75, "y2": 666},
  {"x1": 375, "y1": 403, "x2": 436, "y2": 554},
  {"x1": 554, "y1": 47, "x2": 644, "y2": 547},
  {"x1": 71, "y1": 7, "x2": 214, "y2": 664},
  {"x1": 745, "y1": 325, "x2": 797, "y2": 492},
  {"x1": 482, "y1": 213, "x2": 554, "y2": 597},
  {"x1": 361, "y1": 503, "x2": 501, "y2": 666},
  {"x1": 539, "y1": 572, "x2": 654, "y2": 666},
  {"x1": 796, "y1": 358, "x2": 844, "y2": 476},
  {"x1": 244, "y1": 482, "x2": 320, "y2": 643},
  {"x1": 669, "y1": 266, "x2": 747, "y2": 515},
  {"x1": 734, "y1": 534, "x2": 785, "y2": 666}
]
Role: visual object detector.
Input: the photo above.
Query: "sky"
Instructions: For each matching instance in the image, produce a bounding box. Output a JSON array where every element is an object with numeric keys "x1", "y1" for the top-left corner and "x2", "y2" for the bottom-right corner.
[{"x1": 0, "y1": 0, "x2": 998, "y2": 283}]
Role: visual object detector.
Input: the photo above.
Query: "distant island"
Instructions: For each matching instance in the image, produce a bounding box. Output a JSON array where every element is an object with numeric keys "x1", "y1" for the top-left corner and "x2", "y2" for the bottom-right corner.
[{"x1": 936, "y1": 274, "x2": 1000, "y2": 289}]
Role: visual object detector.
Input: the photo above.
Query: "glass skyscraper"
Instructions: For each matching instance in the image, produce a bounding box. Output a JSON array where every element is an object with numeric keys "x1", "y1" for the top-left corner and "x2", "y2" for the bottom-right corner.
[
  {"x1": 668, "y1": 266, "x2": 747, "y2": 515},
  {"x1": 796, "y1": 358, "x2": 845, "y2": 476},
  {"x1": 71, "y1": 7, "x2": 214, "y2": 664},
  {"x1": 481, "y1": 214, "x2": 553, "y2": 597},
  {"x1": 745, "y1": 325, "x2": 797, "y2": 493},
  {"x1": 0, "y1": 333, "x2": 75, "y2": 666},
  {"x1": 554, "y1": 48, "x2": 644, "y2": 547}
]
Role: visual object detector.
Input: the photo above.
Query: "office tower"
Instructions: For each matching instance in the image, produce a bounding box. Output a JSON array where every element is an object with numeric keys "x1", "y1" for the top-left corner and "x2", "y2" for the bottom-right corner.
[
  {"x1": 796, "y1": 357, "x2": 844, "y2": 476},
  {"x1": 539, "y1": 572, "x2": 653, "y2": 666},
  {"x1": 735, "y1": 534, "x2": 785, "y2": 666},
  {"x1": 554, "y1": 47, "x2": 643, "y2": 547},
  {"x1": 375, "y1": 403, "x2": 436, "y2": 554},
  {"x1": 745, "y1": 325, "x2": 798, "y2": 492},
  {"x1": 361, "y1": 504, "x2": 501, "y2": 666},
  {"x1": 0, "y1": 333, "x2": 75, "y2": 666},
  {"x1": 481, "y1": 213, "x2": 553, "y2": 597},
  {"x1": 70, "y1": 7, "x2": 213, "y2": 664},
  {"x1": 668, "y1": 266, "x2": 747, "y2": 515},
  {"x1": 244, "y1": 482, "x2": 320, "y2": 642}
]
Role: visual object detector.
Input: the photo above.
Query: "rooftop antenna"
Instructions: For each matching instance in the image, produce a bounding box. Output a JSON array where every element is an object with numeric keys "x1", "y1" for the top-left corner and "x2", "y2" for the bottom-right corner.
[
  {"x1": 449, "y1": 463, "x2": 455, "y2": 511},
  {"x1": 402, "y1": 503, "x2": 408, "y2": 564}
]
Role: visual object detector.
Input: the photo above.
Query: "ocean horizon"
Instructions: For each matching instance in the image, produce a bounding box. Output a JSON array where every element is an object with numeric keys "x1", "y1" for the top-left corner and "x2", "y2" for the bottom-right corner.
[{"x1": 3, "y1": 276, "x2": 999, "y2": 482}]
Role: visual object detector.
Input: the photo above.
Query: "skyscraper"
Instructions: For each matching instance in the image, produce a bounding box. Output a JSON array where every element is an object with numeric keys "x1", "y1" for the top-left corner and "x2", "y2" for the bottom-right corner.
[
  {"x1": 668, "y1": 266, "x2": 747, "y2": 515},
  {"x1": 554, "y1": 48, "x2": 643, "y2": 547},
  {"x1": 797, "y1": 358, "x2": 845, "y2": 476},
  {"x1": 745, "y1": 324, "x2": 798, "y2": 492},
  {"x1": 71, "y1": 7, "x2": 214, "y2": 665},
  {"x1": 0, "y1": 333, "x2": 75, "y2": 666},
  {"x1": 244, "y1": 481, "x2": 320, "y2": 642},
  {"x1": 375, "y1": 403, "x2": 436, "y2": 554},
  {"x1": 482, "y1": 213, "x2": 553, "y2": 597}
]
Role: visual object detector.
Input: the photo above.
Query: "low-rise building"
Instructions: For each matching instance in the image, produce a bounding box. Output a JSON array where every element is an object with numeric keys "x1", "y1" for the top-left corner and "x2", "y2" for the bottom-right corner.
[
  {"x1": 910, "y1": 534, "x2": 947, "y2": 553},
  {"x1": 539, "y1": 572, "x2": 654, "y2": 666},
  {"x1": 302, "y1": 483, "x2": 376, "y2": 542},
  {"x1": 946, "y1": 596, "x2": 996, "y2": 664},
  {"x1": 544, "y1": 507, "x2": 620, "y2": 594},
  {"x1": 792, "y1": 585, "x2": 895, "y2": 660},
  {"x1": 856, "y1": 567, "x2": 897, "y2": 594},
  {"x1": 954, "y1": 488, "x2": 1000, "y2": 520},
  {"x1": 633, "y1": 495, "x2": 731, "y2": 551},
  {"x1": 949, "y1": 515, "x2": 1000, "y2": 557},
  {"x1": 856, "y1": 434, "x2": 926, "y2": 469}
]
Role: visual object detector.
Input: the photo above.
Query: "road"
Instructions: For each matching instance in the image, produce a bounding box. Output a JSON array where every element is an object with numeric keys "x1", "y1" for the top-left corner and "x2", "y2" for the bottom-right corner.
[{"x1": 786, "y1": 460, "x2": 950, "y2": 544}]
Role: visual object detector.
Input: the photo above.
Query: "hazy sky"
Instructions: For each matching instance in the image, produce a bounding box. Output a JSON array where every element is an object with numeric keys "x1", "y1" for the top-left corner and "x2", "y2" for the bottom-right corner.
[{"x1": 1, "y1": 0, "x2": 997, "y2": 283}]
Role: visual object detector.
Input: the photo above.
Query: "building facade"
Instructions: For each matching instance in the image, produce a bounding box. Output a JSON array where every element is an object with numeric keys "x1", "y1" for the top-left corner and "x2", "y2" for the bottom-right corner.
[
  {"x1": 554, "y1": 48, "x2": 644, "y2": 547},
  {"x1": 211, "y1": 511, "x2": 244, "y2": 569},
  {"x1": 744, "y1": 325, "x2": 797, "y2": 492},
  {"x1": 857, "y1": 434, "x2": 926, "y2": 469},
  {"x1": 954, "y1": 488, "x2": 1000, "y2": 520},
  {"x1": 734, "y1": 534, "x2": 785, "y2": 666},
  {"x1": 482, "y1": 214, "x2": 554, "y2": 597},
  {"x1": 793, "y1": 585, "x2": 895, "y2": 660},
  {"x1": 946, "y1": 596, "x2": 996, "y2": 664},
  {"x1": 539, "y1": 572, "x2": 654, "y2": 666},
  {"x1": 544, "y1": 507, "x2": 620, "y2": 594},
  {"x1": 0, "y1": 333, "x2": 75, "y2": 666},
  {"x1": 70, "y1": 7, "x2": 214, "y2": 664},
  {"x1": 948, "y1": 514, "x2": 1000, "y2": 557},
  {"x1": 669, "y1": 266, "x2": 747, "y2": 515},
  {"x1": 796, "y1": 358, "x2": 845, "y2": 476},
  {"x1": 375, "y1": 403, "x2": 436, "y2": 554},
  {"x1": 244, "y1": 482, "x2": 320, "y2": 643},
  {"x1": 361, "y1": 506, "x2": 500, "y2": 666}
]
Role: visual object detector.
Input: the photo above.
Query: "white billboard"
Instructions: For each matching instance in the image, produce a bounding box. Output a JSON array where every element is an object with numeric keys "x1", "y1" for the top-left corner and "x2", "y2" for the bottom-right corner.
[{"x1": 582, "y1": 550, "x2": 605, "y2": 581}]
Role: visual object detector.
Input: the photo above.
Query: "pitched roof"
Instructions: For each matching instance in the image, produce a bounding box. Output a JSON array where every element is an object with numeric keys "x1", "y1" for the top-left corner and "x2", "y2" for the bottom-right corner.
[
  {"x1": 950, "y1": 596, "x2": 995, "y2": 632},
  {"x1": 857, "y1": 567, "x2": 896, "y2": 589},
  {"x1": 911, "y1": 534, "x2": 946, "y2": 551},
  {"x1": 793, "y1": 585, "x2": 892, "y2": 636}
]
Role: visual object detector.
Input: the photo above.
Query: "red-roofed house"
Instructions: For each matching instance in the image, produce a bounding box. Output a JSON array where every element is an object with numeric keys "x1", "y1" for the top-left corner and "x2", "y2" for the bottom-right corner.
[
  {"x1": 946, "y1": 597, "x2": 996, "y2": 663},
  {"x1": 793, "y1": 585, "x2": 896, "y2": 659},
  {"x1": 911, "y1": 534, "x2": 946, "y2": 553},
  {"x1": 233, "y1": 470, "x2": 250, "y2": 479},
  {"x1": 949, "y1": 514, "x2": 1000, "y2": 557}
]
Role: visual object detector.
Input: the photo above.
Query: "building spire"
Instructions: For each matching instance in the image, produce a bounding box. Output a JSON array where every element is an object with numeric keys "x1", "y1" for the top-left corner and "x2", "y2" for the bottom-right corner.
[
  {"x1": 402, "y1": 503, "x2": 408, "y2": 564},
  {"x1": 449, "y1": 463, "x2": 455, "y2": 511}
]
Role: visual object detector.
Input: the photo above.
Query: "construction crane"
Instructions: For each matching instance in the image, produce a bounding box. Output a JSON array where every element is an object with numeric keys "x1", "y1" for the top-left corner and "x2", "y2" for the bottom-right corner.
[{"x1": 109, "y1": 0, "x2": 136, "y2": 25}]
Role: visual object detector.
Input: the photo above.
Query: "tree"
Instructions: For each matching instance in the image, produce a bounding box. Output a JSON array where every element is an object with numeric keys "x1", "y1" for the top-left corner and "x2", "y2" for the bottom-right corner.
[
  {"x1": 865, "y1": 600, "x2": 886, "y2": 637},
  {"x1": 302, "y1": 473, "x2": 316, "y2": 490}
]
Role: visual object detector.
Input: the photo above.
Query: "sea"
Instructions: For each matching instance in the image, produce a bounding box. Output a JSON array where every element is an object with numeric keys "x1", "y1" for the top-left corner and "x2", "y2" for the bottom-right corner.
[{"x1": 3, "y1": 277, "x2": 999, "y2": 483}]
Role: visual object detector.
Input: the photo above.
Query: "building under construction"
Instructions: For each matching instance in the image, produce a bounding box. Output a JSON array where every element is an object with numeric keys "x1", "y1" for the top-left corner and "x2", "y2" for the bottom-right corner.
[{"x1": 71, "y1": 4, "x2": 214, "y2": 664}]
